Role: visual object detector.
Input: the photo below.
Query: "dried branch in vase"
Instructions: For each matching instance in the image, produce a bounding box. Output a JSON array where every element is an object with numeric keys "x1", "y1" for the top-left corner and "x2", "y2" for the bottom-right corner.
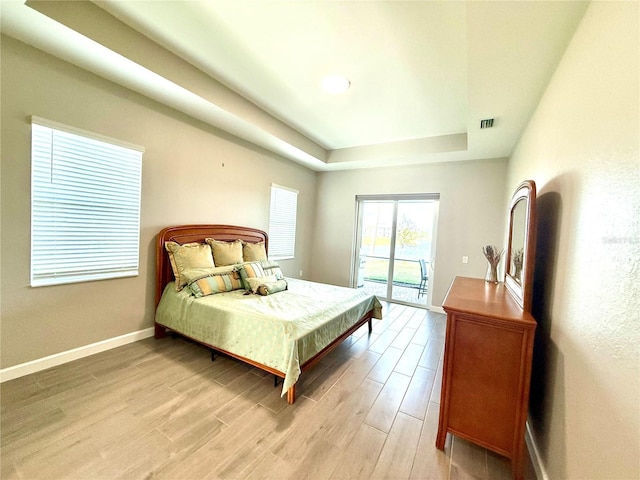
[{"x1": 482, "y1": 245, "x2": 503, "y2": 267}]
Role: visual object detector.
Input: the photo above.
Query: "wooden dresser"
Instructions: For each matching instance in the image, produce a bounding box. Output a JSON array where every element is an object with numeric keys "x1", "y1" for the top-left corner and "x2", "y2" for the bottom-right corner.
[{"x1": 436, "y1": 276, "x2": 536, "y2": 480}]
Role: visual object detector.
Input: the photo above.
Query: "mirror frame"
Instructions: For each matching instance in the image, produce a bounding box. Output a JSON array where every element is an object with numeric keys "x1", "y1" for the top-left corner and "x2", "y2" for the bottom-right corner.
[{"x1": 505, "y1": 180, "x2": 537, "y2": 312}]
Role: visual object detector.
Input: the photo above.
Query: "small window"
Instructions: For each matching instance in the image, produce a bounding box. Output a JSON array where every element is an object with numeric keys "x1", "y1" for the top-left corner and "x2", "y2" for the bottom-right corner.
[
  {"x1": 30, "y1": 117, "x2": 143, "y2": 286},
  {"x1": 268, "y1": 184, "x2": 298, "y2": 259}
]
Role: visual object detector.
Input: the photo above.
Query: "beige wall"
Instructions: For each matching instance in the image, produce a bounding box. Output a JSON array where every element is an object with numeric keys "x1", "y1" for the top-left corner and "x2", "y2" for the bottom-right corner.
[
  {"x1": 0, "y1": 36, "x2": 317, "y2": 368},
  {"x1": 312, "y1": 159, "x2": 509, "y2": 308},
  {"x1": 506, "y1": 2, "x2": 639, "y2": 479},
  {"x1": 0, "y1": 33, "x2": 509, "y2": 368},
  {"x1": 4, "y1": 6, "x2": 638, "y2": 477}
]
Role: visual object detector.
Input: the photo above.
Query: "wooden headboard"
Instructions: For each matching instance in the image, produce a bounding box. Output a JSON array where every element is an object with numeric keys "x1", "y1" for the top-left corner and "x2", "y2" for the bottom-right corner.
[{"x1": 155, "y1": 224, "x2": 268, "y2": 307}]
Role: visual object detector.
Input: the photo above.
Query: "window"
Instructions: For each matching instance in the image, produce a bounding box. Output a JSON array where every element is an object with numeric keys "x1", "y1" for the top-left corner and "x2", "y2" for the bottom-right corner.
[
  {"x1": 30, "y1": 117, "x2": 143, "y2": 286},
  {"x1": 268, "y1": 184, "x2": 298, "y2": 259},
  {"x1": 354, "y1": 194, "x2": 440, "y2": 307}
]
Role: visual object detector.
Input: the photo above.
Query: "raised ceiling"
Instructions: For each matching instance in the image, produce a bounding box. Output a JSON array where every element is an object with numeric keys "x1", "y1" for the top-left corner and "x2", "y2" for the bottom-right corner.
[{"x1": 1, "y1": 1, "x2": 588, "y2": 171}]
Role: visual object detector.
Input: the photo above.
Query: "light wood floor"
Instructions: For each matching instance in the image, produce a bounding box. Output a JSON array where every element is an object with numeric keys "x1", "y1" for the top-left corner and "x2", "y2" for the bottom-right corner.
[{"x1": 1, "y1": 302, "x2": 537, "y2": 480}]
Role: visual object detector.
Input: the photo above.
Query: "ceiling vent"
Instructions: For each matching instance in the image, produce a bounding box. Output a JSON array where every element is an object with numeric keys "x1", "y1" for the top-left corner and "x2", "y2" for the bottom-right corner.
[{"x1": 480, "y1": 118, "x2": 494, "y2": 129}]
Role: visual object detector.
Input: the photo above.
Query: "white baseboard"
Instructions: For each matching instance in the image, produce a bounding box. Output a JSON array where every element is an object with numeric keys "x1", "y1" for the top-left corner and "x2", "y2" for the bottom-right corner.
[
  {"x1": 0, "y1": 327, "x2": 155, "y2": 383},
  {"x1": 429, "y1": 305, "x2": 445, "y2": 314},
  {"x1": 526, "y1": 420, "x2": 549, "y2": 480}
]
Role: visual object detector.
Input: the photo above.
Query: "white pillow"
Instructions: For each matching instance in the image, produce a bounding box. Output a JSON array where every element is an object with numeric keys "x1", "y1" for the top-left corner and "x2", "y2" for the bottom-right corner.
[{"x1": 246, "y1": 274, "x2": 278, "y2": 294}]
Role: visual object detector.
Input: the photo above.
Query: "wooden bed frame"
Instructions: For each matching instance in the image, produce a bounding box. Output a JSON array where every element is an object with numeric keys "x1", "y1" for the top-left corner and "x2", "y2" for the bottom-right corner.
[{"x1": 155, "y1": 224, "x2": 375, "y2": 404}]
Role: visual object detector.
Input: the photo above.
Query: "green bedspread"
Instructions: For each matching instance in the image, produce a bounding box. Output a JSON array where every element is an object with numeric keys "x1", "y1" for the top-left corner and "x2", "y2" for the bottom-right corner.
[{"x1": 155, "y1": 278, "x2": 382, "y2": 396}]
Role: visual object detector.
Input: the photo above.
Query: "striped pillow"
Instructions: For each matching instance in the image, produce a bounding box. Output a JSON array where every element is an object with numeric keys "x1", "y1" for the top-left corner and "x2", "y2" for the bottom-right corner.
[
  {"x1": 236, "y1": 261, "x2": 285, "y2": 291},
  {"x1": 261, "y1": 260, "x2": 284, "y2": 280},
  {"x1": 237, "y1": 262, "x2": 267, "y2": 291},
  {"x1": 236, "y1": 262, "x2": 267, "y2": 291},
  {"x1": 188, "y1": 269, "x2": 243, "y2": 297}
]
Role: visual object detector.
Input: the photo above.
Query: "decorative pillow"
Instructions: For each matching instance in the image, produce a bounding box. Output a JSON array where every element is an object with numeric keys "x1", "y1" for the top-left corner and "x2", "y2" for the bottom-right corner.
[
  {"x1": 235, "y1": 261, "x2": 268, "y2": 291},
  {"x1": 165, "y1": 241, "x2": 215, "y2": 291},
  {"x1": 188, "y1": 267, "x2": 243, "y2": 297},
  {"x1": 242, "y1": 241, "x2": 268, "y2": 262},
  {"x1": 246, "y1": 274, "x2": 278, "y2": 294},
  {"x1": 206, "y1": 239, "x2": 243, "y2": 266},
  {"x1": 257, "y1": 279, "x2": 288, "y2": 296},
  {"x1": 236, "y1": 260, "x2": 286, "y2": 290},
  {"x1": 261, "y1": 260, "x2": 284, "y2": 280}
]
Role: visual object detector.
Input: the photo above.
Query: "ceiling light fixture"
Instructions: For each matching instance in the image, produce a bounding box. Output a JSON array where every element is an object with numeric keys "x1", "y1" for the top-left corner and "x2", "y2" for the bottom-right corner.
[{"x1": 321, "y1": 75, "x2": 350, "y2": 94}]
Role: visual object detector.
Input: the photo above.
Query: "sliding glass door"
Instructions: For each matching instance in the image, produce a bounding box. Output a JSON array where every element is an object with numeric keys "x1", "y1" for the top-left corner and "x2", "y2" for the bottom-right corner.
[{"x1": 354, "y1": 194, "x2": 439, "y2": 308}]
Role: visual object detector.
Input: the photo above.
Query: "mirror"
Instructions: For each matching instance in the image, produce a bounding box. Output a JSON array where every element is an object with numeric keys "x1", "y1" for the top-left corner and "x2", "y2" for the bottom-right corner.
[
  {"x1": 509, "y1": 200, "x2": 527, "y2": 285},
  {"x1": 505, "y1": 180, "x2": 537, "y2": 311}
]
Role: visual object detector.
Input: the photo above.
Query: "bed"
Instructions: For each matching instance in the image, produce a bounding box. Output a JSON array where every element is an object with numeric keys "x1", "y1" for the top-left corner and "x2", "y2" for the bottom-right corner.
[{"x1": 154, "y1": 224, "x2": 382, "y2": 404}]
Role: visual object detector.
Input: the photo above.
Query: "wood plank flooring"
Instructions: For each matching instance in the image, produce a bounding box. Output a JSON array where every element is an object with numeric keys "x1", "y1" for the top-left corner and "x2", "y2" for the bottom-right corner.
[{"x1": 1, "y1": 302, "x2": 537, "y2": 479}]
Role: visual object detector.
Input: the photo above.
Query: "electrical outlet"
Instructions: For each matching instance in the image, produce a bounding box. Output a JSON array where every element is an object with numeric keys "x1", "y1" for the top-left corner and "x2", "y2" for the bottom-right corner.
[
  {"x1": 462, "y1": 256, "x2": 469, "y2": 264},
  {"x1": 299, "y1": 270, "x2": 303, "y2": 277}
]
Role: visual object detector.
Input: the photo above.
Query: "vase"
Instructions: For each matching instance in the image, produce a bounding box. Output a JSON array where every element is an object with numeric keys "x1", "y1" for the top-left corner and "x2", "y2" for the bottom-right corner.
[
  {"x1": 514, "y1": 264, "x2": 523, "y2": 282},
  {"x1": 485, "y1": 263, "x2": 498, "y2": 284}
]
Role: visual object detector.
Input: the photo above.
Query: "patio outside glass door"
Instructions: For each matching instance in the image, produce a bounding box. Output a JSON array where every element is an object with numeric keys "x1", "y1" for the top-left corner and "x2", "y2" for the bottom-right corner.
[{"x1": 354, "y1": 195, "x2": 439, "y2": 308}]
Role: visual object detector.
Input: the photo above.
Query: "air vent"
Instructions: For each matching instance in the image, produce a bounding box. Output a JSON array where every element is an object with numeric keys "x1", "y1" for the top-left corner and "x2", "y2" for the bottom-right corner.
[{"x1": 480, "y1": 118, "x2": 494, "y2": 129}]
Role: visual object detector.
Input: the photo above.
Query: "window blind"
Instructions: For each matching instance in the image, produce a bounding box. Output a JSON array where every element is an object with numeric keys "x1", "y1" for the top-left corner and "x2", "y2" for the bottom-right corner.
[
  {"x1": 30, "y1": 118, "x2": 143, "y2": 286},
  {"x1": 268, "y1": 184, "x2": 298, "y2": 259}
]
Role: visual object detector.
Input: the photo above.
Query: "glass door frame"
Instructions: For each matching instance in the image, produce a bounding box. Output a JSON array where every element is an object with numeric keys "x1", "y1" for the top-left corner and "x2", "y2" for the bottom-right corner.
[{"x1": 352, "y1": 193, "x2": 440, "y2": 309}]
